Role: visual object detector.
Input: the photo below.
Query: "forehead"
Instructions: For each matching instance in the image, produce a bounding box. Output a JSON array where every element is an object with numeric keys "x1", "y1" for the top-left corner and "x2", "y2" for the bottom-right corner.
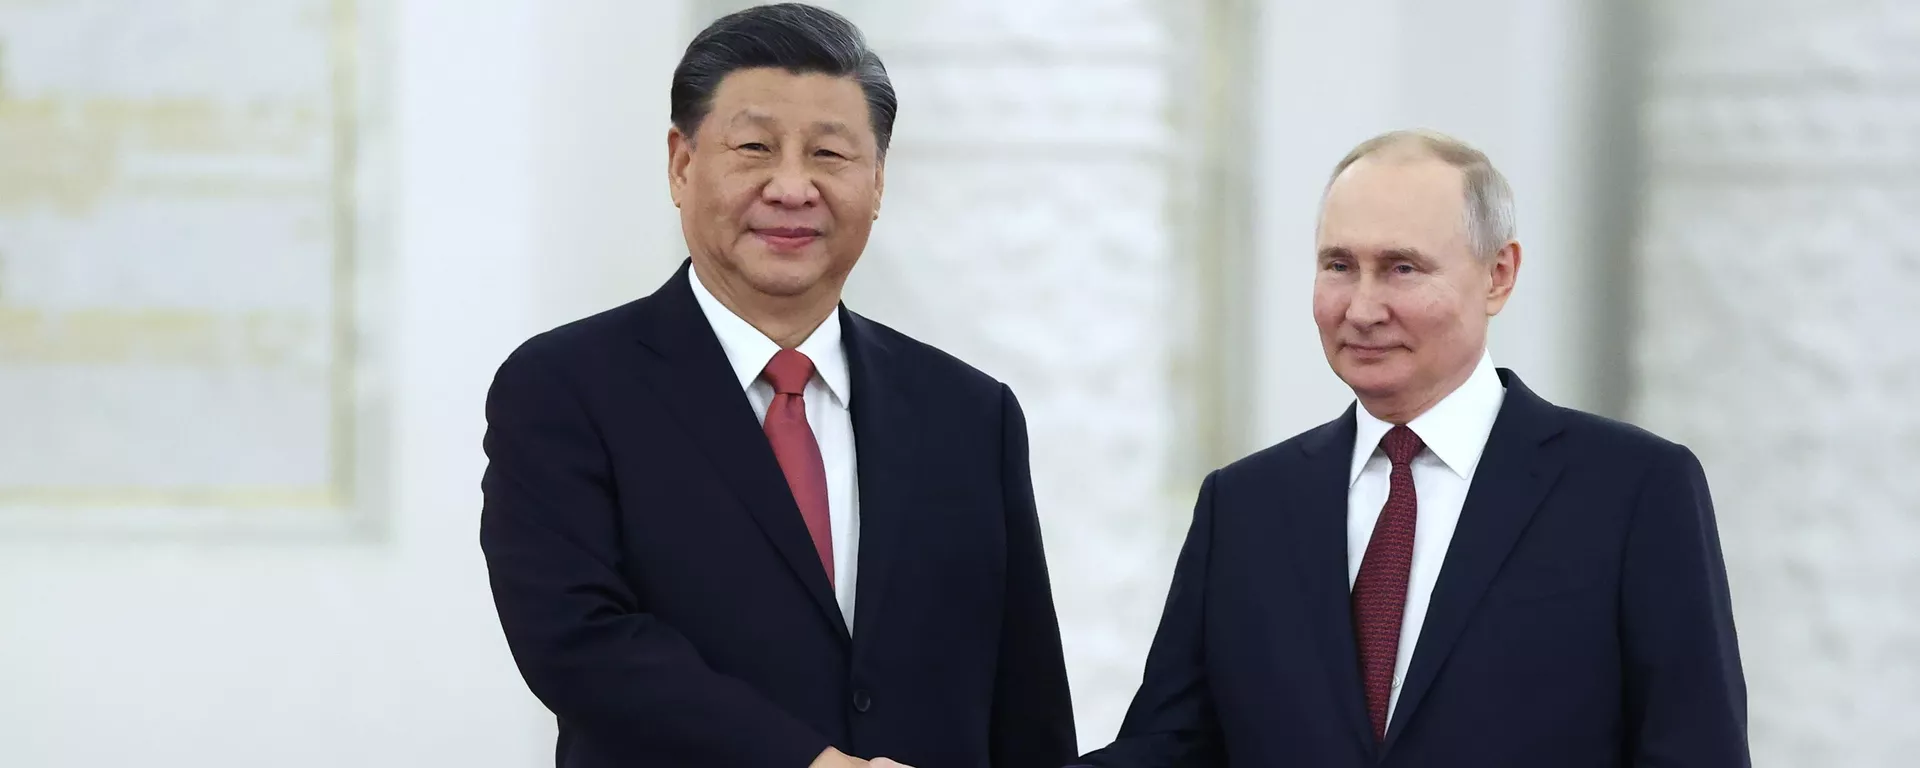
[
  {"x1": 1316, "y1": 154, "x2": 1469, "y2": 253},
  {"x1": 703, "y1": 67, "x2": 874, "y2": 139}
]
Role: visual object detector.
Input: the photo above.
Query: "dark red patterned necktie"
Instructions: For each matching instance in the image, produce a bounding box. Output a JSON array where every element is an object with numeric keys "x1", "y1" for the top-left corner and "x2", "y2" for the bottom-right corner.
[
  {"x1": 1352, "y1": 424, "x2": 1424, "y2": 741},
  {"x1": 761, "y1": 348, "x2": 833, "y2": 586}
]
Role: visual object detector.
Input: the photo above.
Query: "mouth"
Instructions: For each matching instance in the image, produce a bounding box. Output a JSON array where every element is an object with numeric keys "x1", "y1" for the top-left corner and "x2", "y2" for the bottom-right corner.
[
  {"x1": 1343, "y1": 343, "x2": 1401, "y2": 360},
  {"x1": 752, "y1": 227, "x2": 824, "y2": 252}
]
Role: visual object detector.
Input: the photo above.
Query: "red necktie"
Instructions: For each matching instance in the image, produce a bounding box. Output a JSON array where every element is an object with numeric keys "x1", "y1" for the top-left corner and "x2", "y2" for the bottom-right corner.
[
  {"x1": 1352, "y1": 424, "x2": 1424, "y2": 741},
  {"x1": 761, "y1": 349, "x2": 833, "y2": 586}
]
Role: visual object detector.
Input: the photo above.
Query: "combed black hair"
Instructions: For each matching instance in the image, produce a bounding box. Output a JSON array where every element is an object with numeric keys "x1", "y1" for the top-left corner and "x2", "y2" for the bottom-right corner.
[{"x1": 670, "y1": 3, "x2": 897, "y2": 155}]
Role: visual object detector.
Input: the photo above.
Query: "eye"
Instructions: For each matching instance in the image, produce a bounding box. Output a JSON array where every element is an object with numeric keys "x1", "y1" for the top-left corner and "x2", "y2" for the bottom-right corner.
[
  {"x1": 815, "y1": 149, "x2": 845, "y2": 159},
  {"x1": 1393, "y1": 263, "x2": 1417, "y2": 275},
  {"x1": 738, "y1": 142, "x2": 771, "y2": 153},
  {"x1": 1325, "y1": 261, "x2": 1350, "y2": 272}
]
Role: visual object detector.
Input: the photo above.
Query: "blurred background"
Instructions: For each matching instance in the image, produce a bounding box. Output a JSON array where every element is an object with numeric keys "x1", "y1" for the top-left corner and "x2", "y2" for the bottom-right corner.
[{"x1": 0, "y1": 0, "x2": 1914, "y2": 765}]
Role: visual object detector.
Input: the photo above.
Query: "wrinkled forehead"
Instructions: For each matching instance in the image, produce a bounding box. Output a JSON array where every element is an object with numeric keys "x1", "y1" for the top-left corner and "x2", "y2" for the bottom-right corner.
[{"x1": 1316, "y1": 156, "x2": 1471, "y2": 255}]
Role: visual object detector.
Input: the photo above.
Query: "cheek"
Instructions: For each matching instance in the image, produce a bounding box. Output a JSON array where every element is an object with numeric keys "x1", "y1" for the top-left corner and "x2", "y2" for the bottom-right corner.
[
  {"x1": 1399, "y1": 292, "x2": 1463, "y2": 337},
  {"x1": 695, "y1": 170, "x2": 762, "y2": 220},
  {"x1": 823, "y1": 179, "x2": 878, "y2": 224},
  {"x1": 1310, "y1": 283, "x2": 1347, "y2": 327},
  {"x1": 834, "y1": 214, "x2": 874, "y2": 246},
  {"x1": 723, "y1": 180, "x2": 765, "y2": 216}
]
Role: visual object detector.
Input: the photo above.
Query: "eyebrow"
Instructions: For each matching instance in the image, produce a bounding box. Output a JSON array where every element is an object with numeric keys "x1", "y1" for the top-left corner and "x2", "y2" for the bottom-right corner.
[
  {"x1": 728, "y1": 111, "x2": 854, "y2": 139},
  {"x1": 1381, "y1": 247, "x2": 1435, "y2": 265},
  {"x1": 1317, "y1": 245, "x2": 1435, "y2": 265}
]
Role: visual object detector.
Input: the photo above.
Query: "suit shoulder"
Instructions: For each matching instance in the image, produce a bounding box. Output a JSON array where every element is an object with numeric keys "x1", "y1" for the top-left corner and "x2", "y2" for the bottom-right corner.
[
  {"x1": 1550, "y1": 403, "x2": 1700, "y2": 468},
  {"x1": 499, "y1": 297, "x2": 649, "y2": 371},
  {"x1": 489, "y1": 297, "x2": 654, "y2": 403},
  {"x1": 848, "y1": 311, "x2": 1006, "y2": 396},
  {"x1": 1212, "y1": 419, "x2": 1339, "y2": 486}
]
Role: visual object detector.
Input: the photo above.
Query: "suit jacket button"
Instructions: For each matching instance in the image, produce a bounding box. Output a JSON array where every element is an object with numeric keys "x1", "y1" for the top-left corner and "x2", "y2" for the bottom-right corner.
[{"x1": 852, "y1": 690, "x2": 872, "y2": 713}]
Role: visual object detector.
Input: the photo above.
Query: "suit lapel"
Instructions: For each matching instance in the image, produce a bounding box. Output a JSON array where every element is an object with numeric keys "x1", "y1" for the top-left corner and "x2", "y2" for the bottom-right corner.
[
  {"x1": 1383, "y1": 369, "x2": 1565, "y2": 750},
  {"x1": 842, "y1": 309, "x2": 918, "y2": 658},
  {"x1": 1290, "y1": 409, "x2": 1379, "y2": 754},
  {"x1": 630, "y1": 262, "x2": 848, "y2": 639}
]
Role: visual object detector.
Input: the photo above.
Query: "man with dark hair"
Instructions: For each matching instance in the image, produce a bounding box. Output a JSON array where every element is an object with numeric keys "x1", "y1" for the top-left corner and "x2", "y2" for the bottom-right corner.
[{"x1": 480, "y1": 4, "x2": 1076, "y2": 768}]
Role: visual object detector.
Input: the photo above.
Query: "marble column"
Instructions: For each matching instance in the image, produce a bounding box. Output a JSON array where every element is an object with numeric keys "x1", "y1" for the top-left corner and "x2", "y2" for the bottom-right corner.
[{"x1": 1632, "y1": 1, "x2": 1920, "y2": 763}]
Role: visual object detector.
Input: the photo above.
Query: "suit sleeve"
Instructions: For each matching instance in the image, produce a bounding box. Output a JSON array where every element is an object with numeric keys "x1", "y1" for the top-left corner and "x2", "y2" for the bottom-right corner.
[
  {"x1": 1620, "y1": 442, "x2": 1751, "y2": 767},
  {"x1": 1074, "y1": 471, "x2": 1224, "y2": 767},
  {"x1": 479, "y1": 343, "x2": 829, "y2": 767},
  {"x1": 988, "y1": 385, "x2": 1080, "y2": 767}
]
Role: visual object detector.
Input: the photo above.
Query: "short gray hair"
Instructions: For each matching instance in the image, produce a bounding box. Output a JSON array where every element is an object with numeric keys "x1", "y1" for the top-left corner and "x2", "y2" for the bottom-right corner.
[{"x1": 1325, "y1": 128, "x2": 1516, "y2": 259}]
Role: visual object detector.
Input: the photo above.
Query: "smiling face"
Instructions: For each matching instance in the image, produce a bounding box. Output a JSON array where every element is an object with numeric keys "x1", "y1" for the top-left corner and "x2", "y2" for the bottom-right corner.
[
  {"x1": 668, "y1": 67, "x2": 885, "y2": 313},
  {"x1": 1312, "y1": 151, "x2": 1519, "y2": 422}
]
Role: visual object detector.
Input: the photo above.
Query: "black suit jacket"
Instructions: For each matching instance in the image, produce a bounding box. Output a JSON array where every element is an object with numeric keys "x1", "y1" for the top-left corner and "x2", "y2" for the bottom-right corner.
[
  {"x1": 1079, "y1": 369, "x2": 1748, "y2": 767},
  {"x1": 480, "y1": 263, "x2": 1076, "y2": 767}
]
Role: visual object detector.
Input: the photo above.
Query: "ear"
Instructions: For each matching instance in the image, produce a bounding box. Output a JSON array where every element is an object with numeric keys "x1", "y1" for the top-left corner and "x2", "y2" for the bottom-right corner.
[
  {"x1": 667, "y1": 125, "x2": 694, "y2": 209},
  {"x1": 871, "y1": 156, "x2": 886, "y2": 221},
  {"x1": 1485, "y1": 240, "x2": 1522, "y2": 316}
]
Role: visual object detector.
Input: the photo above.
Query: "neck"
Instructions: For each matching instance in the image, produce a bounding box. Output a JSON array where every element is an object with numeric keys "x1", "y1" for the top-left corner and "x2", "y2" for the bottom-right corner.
[
  {"x1": 1359, "y1": 391, "x2": 1446, "y2": 426},
  {"x1": 746, "y1": 301, "x2": 834, "y2": 349},
  {"x1": 693, "y1": 263, "x2": 839, "y2": 348}
]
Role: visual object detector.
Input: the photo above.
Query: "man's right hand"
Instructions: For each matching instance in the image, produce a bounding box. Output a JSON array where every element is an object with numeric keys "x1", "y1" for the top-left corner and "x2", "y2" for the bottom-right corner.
[
  {"x1": 810, "y1": 747, "x2": 867, "y2": 768},
  {"x1": 811, "y1": 747, "x2": 916, "y2": 768}
]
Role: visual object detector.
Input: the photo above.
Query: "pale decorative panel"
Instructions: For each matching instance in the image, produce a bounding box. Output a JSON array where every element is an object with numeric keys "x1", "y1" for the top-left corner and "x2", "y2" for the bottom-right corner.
[
  {"x1": 1633, "y1": 1, "x2": 1920, "y2": 764},
  {"x1": 0, "y1": 0, "x2": 375, "y2": 532},
  {"x1": 832, "y1": 0, "x2": 1196, "y2": 748}
]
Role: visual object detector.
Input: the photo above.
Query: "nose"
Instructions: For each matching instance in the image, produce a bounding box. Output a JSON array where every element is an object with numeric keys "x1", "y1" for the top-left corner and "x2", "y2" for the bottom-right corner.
[
  {"x1": 762, "y1": 152, "x2": 820, "y2": 208},
  {"x1": 1345, "y1": 276, "x2": 1390, "y2": 327}
]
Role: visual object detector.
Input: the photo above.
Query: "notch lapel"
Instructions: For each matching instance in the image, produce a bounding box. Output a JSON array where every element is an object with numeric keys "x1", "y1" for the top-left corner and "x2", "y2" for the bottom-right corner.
[
  {"x1": 1383, "y1": 370, "x2": 1566, "y2": 750},
  {"x1": 630, "y1": 263, "x2": 848, "y2": 639},
  {"x1": 842, "y1": 309, "x2": 918, "y2": 658},
  {"x1": 1291, "y1": 408, "x2": 1379, "y2": 754}
]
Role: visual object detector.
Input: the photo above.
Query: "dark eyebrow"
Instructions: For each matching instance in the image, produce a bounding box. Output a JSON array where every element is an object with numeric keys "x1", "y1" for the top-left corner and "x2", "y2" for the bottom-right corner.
[
  {"x1": 811, "y1": 120, "x2": 853, "y2": 139},
  {"x1": 725, "y1": 111, "x2": 853, "y2": 140},
  {"x1": 726, "y1": 111, "x2": 775, "y2": 130},
  {"x1": 1318, "y1": 246, "x2": 1354, "y2": 262}
]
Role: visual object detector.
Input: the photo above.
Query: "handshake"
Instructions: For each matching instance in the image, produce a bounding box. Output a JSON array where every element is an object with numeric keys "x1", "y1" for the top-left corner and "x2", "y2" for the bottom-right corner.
[{"x1": 814, "y1": 747, "x2": 914, "y2": 768}]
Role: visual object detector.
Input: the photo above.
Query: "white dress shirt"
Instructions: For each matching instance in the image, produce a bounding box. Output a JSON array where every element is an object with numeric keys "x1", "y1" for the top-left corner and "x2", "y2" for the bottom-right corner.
[
  {"x1": 689, "y1": 266, "x2": 861, "y2": 628},
  {"x1": 1346, "y1": 349, "x2": 1505, "y2": 722}
]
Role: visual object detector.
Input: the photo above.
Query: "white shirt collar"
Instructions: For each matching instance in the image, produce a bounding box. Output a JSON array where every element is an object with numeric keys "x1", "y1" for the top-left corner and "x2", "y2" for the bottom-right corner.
[
  {"x1": 687, "y1": 263, "x2": 851, "y2": 408},
  {"x1": 1349, "y1": 349, "x2": 1506, "y2": 487}
]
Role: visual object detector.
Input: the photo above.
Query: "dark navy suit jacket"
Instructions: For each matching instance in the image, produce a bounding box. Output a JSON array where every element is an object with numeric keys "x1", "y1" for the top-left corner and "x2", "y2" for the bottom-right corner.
[
  {"x1": 1078, "y1": 370, "x2": 1748, "y2": 767},
  {"x1": 480, "y1": 263, "x2": 1076, "y2": 767}
]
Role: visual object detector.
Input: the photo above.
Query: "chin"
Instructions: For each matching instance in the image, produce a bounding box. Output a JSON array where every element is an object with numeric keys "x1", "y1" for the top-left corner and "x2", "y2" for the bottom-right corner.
[
  {"x1": 1336, "y1": 363, "x2": 1411, "y2": 400},
  {"x1": 739, "y1": 253, "x2": 833, "y2": 298}
]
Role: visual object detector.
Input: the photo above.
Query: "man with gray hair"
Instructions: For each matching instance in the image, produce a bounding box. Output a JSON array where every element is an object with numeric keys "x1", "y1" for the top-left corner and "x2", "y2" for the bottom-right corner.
[{"x1": 1076, "y1": 130, "x2": 1750, "y2": 766}]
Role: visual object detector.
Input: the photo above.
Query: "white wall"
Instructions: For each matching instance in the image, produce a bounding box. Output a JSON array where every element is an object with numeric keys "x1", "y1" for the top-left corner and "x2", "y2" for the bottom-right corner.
[
  {"x1": 527, "y1": 1, "x2": 693, "y2": 324},
  {"x1": 825, "y1": 0, "x2": 1196, "y2": 747},
  {"x1": 1631, "y1": 2, "x2": 1920, "y2": 763},
  {"x1": 0, "y1": 1, "x2": 686, "y2": 764},
  {"x1": 1249, "y1": 0, "x2": 1621, "y2": 449}
]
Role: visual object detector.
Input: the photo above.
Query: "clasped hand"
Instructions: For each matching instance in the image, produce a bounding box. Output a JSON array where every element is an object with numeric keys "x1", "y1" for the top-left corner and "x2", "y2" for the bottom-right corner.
[{"x1": 813, "y1": 746, "x2": 915, "y2": 768}]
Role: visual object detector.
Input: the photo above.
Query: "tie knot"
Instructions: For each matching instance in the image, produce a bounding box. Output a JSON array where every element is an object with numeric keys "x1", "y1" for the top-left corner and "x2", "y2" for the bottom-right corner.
[
  {"x1": 762, "y1": 348, "x2": 815, "y2": 395},
  {"x1": 1382, "y1": 425, "x2": 1424, "y2": 466}
]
